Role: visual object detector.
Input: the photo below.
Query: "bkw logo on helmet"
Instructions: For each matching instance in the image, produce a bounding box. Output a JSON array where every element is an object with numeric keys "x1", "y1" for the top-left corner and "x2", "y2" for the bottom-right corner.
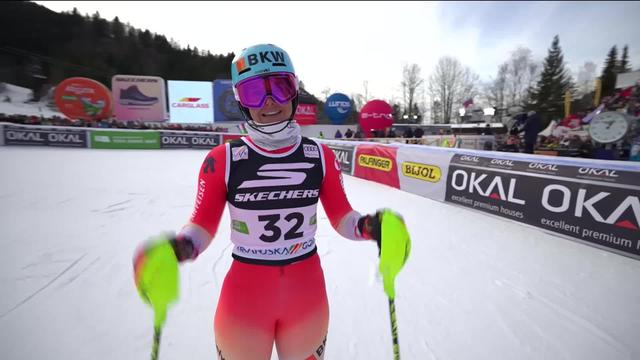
[{"x1": 231, "y1": 44, "x2": 296, "y2": 86}]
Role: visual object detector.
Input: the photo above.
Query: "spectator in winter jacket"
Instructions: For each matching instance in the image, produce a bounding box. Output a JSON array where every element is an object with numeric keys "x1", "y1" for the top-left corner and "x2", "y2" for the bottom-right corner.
[
  {"x1": 519, "y1": 111, "x2": 541, "y2": 154},
  {"x1": 344, "y1": 128, "x2": 354, "y2": 138}
]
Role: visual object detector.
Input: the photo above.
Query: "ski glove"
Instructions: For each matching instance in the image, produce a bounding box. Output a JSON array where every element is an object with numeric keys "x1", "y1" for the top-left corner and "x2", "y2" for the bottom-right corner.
[
  {"x1": 133, "y1": 233, "x2": 197, "y2": 307},
  {"x1": 357, "y1": 210, "x2": 384, "y2": 253},
  {"x1": 133, "y1": 233, "x2": 197, "y2": 275}
]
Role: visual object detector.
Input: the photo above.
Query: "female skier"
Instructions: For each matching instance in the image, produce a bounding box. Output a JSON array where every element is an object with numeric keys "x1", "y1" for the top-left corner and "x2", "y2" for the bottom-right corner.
[{"x1": 134, "y1": 43, "x2": 404, "y2": 360}]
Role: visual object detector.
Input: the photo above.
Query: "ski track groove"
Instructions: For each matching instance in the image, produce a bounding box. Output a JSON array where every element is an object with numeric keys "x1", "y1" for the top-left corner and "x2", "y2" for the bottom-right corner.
[
  {"x1": 56, "y1": 256, "x2": 101, "y2": 289},
  {"x1": 56, "y1": 197, "x2": 73, "y2": 205},
  {"x1": 0, "y1": 254, "x2": 87, "y2": 320},
  {"x1": 106, "y1": 200, "x2": 132, "y2": 209},
  {"x1": 100, "y1": 207, "x2": 129, "y2": 214},
  {"x1": 90, "y1": 200, "x2": 133, "y2": 213},
  {"x1": 21, "y1": 259, "x2": 74, "y2": 270},
  {"x1": 422, "y1": 339, "x2": 439, "y2": 360},
  {"x1": 496, "y1": 278, "x2": 630, "y2": 358}
]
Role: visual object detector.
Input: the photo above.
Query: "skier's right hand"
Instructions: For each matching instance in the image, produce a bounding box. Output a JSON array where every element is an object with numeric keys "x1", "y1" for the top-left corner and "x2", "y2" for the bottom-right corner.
[{"x1": 133, "y1": 233, "x2": 196, "y2": 306}]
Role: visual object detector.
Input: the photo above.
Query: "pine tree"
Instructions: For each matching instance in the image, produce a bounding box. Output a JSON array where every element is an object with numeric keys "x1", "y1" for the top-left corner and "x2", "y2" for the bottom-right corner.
[
  {"x1": 111, "y1": 16, "x2": 125, "y2": 40},
  {"x1": 529, "y1": 35, "x2": 574, "y2": 125},
  {"x1": 600, "y1": 45, "x2": 618, "y2": 98},
  {"x1": 618, "y1": 45, "x2": 631, "y2": 73}
]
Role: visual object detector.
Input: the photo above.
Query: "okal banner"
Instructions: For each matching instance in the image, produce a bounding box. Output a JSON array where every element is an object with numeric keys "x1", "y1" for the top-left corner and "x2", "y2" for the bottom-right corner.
[
  {"x1": 325, "y1": 143, "x2": 356, "y2": 175},
  {"x1": 3, "y1": 125, "x2": 87, "y2": 148},
  {"x1": 160, "y1": 132, "x2": 221, "y2": 149},
  {"x1": 444, "y1": 154, "x2": 640, "y2": 258}
]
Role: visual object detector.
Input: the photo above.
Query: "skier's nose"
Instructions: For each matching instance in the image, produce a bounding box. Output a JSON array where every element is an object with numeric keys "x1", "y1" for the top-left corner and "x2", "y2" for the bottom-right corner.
[{"x1": 264, "y1": 96, "x2": 277, "y2": 107}]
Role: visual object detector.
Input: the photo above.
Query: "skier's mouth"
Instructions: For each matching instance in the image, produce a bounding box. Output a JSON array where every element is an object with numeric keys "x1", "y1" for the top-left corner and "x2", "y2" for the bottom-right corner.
[{"x1": 262, "y1": 110, "x2": 282, "y2": 118}]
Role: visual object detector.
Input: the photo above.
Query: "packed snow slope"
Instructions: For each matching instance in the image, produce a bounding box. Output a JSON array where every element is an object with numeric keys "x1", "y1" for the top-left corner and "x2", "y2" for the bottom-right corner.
[{"x1": 0, "y1": 147, "x2": 639, "y2": 360}]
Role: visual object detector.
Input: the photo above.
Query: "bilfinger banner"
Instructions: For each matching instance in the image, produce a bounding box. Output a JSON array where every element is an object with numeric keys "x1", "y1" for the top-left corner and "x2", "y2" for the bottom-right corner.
[{"x1": 353, "y1": 144, "x2": 400, "y2": 188}]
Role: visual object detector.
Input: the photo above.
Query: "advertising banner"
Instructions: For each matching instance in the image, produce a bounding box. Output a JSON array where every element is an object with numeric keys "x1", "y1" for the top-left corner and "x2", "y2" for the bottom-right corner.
[
  {"x1": 325, "y1": 143, "x2": 356, "y2": 175},
  {"x1": 397, "y1": 147, "x2": 453, "y2": 202},
  {"x1": 111, "y1": 75, "x2": 167, "y2": 122},
  {"x1": 445, "y1": 154, "x2": 640, "y2": 258},
  {"x1": 168, "y1": 80, "x2": 214, "y2": 124},
  {"x1": 160, "y1": 132, "x2": 221, "y2": 149},
  {"x1": 3, "y1": 125, "x2": 87, "y2": 147},
  {"x1": 359, "y1": 99, "x2": 393, "y2": 137},
  {"x1": 353, "y1": 144, "x2": 400, "y2": 188},
  {"x1": 222, "y1": 134, "x2": 244, "y2": 144},
  {"x1": 54, "y1": 77, "x2": 112, "y2": 120},
  {"x1": 90, "y1": 130, "x2": 160, "y2": 149},
  {"x1": 213, "y1": 80, "x2": 244, "y2": 122},
  {"x1": 324, "y1": 93, "x2": 352, "y2": 124},
  {"x1": 294, "y1": 103, "x2": 317, "y2": 125}
]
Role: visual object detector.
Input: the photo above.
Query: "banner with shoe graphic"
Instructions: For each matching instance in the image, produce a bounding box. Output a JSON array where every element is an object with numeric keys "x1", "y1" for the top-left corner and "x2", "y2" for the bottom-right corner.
[{"x1": 111, "y1": 75, "x2": 167, "y2": 122}]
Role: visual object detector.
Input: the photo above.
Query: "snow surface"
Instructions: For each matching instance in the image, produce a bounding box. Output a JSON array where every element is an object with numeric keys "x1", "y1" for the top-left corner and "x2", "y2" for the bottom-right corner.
[
  {"x1": 0, "y1": 83, "x2": 64, "y2": 118},
  {"x1": 0, "y1": 146, "x2": 639, "y2": 360}
]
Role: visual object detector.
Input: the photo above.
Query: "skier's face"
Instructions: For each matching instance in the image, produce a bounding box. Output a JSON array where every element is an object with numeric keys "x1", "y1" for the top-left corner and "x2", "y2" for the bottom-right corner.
[{"x1": 248, "y1": 97, "x2": 293, "y2": 124}]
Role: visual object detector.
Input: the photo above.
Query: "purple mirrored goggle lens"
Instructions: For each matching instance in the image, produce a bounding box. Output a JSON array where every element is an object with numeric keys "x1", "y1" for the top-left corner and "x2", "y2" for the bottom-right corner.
[{"x1": 236, "y1": 73, "x2": 297, "y2": 108}]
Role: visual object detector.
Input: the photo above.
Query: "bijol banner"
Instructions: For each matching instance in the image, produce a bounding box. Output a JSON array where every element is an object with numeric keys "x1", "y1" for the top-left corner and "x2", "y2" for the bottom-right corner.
[{"x1": 396, "y1": 147, "x2": 453, "y2": 202}]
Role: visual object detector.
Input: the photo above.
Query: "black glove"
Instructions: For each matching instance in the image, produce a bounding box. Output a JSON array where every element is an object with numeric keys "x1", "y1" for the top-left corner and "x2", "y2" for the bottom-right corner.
[
  {"x1": 357, "y1": 210, "x2": 383, "y2": 254},
  {"x1": 134, "y1": 232, "x2": 198, "y2": 264},
  {"x1": 169, "y1": 234, "x2": 198, "y2": 262}
]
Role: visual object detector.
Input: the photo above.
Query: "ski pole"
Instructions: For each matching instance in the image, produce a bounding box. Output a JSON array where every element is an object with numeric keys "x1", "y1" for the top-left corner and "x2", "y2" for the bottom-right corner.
[
  {"x1": 378, "y1": 210, "x2": 411, "y2": 360},
  {"x1": 134, "y1": 238, "x2": 180, "y2": 360},
  {"x1": 388, "y1": 297, "x2": 400, "y2": 360},
  {"x1": 151, "y1": 324, "x2": 162, "y2": 360}
]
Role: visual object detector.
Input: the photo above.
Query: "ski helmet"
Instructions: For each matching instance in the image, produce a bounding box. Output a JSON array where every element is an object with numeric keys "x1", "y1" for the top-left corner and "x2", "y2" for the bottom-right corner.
[{"x1": 231, "y1": 44, "x2": 299, "y2": 134}]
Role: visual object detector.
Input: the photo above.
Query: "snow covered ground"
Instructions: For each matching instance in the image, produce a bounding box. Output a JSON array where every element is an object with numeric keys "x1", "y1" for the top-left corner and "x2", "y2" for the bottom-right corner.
[
  {"x1": 0, "y1": 83, "x2": 64, "y2": 118},
  {"x1": 0, "y1": 146, "x2": 639, "y2": 360}
]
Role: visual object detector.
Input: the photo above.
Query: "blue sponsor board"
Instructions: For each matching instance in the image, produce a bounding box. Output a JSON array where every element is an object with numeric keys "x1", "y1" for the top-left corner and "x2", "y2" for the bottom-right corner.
[
  {"x1": 324, "y1": 93, "x2": 351, "y2": 124},
  {"x1": 213, "y1": 80, "x2": 244, "y2": 122}
]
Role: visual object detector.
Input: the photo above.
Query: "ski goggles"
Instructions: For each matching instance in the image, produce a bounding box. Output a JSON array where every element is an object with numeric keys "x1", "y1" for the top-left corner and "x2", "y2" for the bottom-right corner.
[{"x1": 234, "y1": 72, "x2": 298, "y2": 109}]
